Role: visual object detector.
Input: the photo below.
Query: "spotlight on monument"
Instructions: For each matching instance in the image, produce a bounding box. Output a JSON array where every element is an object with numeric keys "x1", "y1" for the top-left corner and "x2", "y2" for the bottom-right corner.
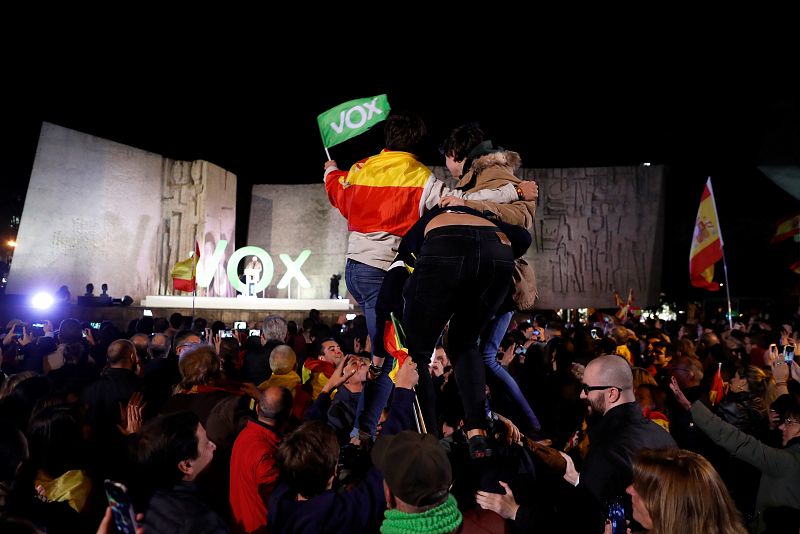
[
  {"x1": 345, "y1": 313, "x2": 356, "y2": 321},
  {"x1": 32, "y1": 292, "x2": 54, "y2": 310}
]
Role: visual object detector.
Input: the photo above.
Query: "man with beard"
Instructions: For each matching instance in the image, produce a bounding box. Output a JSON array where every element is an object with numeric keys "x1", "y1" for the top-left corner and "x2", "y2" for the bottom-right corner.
[{"x1": 559, "y1": 355, "x2": 676, "y2": 532}]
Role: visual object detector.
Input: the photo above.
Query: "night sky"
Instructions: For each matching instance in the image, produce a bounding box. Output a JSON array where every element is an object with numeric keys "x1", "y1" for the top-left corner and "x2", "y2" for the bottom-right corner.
[{"x1": 3, "y1": 57, "x2": 799, "y2": 312}]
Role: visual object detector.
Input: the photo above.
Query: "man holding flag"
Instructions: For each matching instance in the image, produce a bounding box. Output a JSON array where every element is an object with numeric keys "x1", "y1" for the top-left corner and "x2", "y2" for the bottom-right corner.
[{"x1": 321, "y1": 107, "x2": 534, "y2": 438}]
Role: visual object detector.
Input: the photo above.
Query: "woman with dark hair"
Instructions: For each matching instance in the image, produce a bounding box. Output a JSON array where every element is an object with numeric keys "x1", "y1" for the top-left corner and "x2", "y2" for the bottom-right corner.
[
  {"x1": 620, "y1": 448, "x2": 747, "y2": 534},
  {"x1": 137, "y1": 411, "x2": 227, "y2": 533},
  {"x1": 26, "y1": 403, "x2": 92, "y2": 513}
]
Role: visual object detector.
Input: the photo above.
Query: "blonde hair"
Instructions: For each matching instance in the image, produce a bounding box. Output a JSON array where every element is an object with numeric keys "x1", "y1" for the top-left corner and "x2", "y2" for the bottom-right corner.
[
  {"x1": 269, "y1": 345, "x2": 297, "y2": 375},
  {"x1": 631, "y1": 367, "x2": 657, "y2": 389},
  {"x1": 633, "y1": 448, "x2": 746, "y2": 534}
]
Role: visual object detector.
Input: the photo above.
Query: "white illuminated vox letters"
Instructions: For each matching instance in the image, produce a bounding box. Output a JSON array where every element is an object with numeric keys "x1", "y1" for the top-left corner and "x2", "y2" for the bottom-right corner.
[{"x1": 196, "y1": 240, "x2": 311, "y2": 294}]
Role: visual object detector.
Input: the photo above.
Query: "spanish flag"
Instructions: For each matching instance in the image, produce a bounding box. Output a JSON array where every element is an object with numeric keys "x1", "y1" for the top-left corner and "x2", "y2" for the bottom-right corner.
[
  {"x1": 771, "y1": 214, "x2": 800, "y2": 244},
  {"x1": 171, "y1": 241, "x2": 200, "y2": 292},
  {"x1": 385, "y1": 313, "x2": 410, "y2": 382},
  {"x1": 709, "y1": 362, "x2": 724, "y2": 406},
  {"x1": 689, "y1": 178, "x2": 723, "y2": 291}
]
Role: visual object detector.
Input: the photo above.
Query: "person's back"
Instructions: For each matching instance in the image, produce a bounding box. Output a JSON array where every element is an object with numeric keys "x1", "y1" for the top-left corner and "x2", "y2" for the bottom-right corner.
[{"x1": 230, "y1": 387, "x2": 291, "y2": 534}]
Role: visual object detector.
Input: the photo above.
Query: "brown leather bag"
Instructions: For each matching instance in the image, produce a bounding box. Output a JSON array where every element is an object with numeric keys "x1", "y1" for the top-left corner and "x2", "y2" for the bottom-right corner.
[
  {"x1": 511, "y1": 258, "x2": 538, "y2": 311},
  {"x1": 524, "y1": 436, "x2": 566, "y2": 475}
]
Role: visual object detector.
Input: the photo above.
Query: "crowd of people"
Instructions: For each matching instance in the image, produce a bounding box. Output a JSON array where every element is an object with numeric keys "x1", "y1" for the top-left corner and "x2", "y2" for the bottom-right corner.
[{"x1": 0, "y1": 113, "x2": 797, "y2": 533}]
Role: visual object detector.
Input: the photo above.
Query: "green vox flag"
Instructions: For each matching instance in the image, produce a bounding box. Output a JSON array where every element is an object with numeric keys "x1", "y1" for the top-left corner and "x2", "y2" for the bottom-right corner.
[{"x1": 317, "y1": 94, "x2": 391, "y2": 149}]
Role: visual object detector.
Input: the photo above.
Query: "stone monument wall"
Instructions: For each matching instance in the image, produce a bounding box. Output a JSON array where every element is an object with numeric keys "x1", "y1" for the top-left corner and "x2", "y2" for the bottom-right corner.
[
  {"x1": 9, "y1": 123, "x2": 237, "y2": 302},
  {"x1": 247, "y1": 184, "x2": 348, "y2": 299},
  {"x1": 249, "y1": 165, "x2": 664, "y2": 308}
]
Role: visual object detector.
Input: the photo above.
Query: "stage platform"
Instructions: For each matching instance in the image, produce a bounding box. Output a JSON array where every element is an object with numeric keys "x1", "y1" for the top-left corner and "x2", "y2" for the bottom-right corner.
[
  {"x1": 141, "y1": 296, "x2": 352, "y2": 311},
  {"x1": 0, "y1": 294, "x2": 356, "y2": 331}
]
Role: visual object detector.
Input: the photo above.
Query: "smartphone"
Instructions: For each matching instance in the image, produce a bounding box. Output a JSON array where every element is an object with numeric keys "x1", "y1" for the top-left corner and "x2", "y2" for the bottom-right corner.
[
  {"x1": 82, "y1": 329, "x2": 88, "y2": 338},
  {"x1": 90, "y1": 321, "x2": 101, "y2": 330},
  {"x1": 13, "y1": 324, "x2": 24, "y2": 336},
  {"x1": 606, "y1": 498, "x2": 626, "y2": 534},
  {"x1": 784, "y1": 344, "x2": 795, "y2": 364},
  {"x1": 233, "y1": 321, "x2": 246, "y2": 330},
  {"x1": 514, "y1": 345, "x2": 526, "y2": 355},
  {"x1": 249, "y1": 329, "x2": 261, "y2": 337},
  {"x1": 591, "y1": 328, "x2": 599, "y2": 340},
  {"x1": 104, "y1": 480, "x2": 139, "y2": 534},
  {"x1": 31, "y1": 322, "x2": 45, "y2": 335},
  {"x1": 532, "y1": 329, "x2": 541, "y2": 336},
  {"x1": 143, "y1": 309, "x2": 153, "y2": 317},
  {"x1": 220, "y1": 330, "x2": 234, "y2": 338}
]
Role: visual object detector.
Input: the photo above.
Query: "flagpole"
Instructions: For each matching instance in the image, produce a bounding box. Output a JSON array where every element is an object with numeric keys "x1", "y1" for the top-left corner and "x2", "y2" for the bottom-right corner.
[
  {"x1": 191, "y1": 240, "x2": 197, "y2": 320},
  {"x1": 324, "y1": 146, "x2": 331, "y2": 160},
  {"x1": 707, "y1": 177, "x2": 733, "y2": 329}
]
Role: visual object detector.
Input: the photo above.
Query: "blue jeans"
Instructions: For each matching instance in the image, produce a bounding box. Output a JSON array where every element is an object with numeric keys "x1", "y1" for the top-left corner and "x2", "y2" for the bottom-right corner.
[
  {"x1": 345, "y1": 259, "x2": 385, "y2": 348},
  {"x1": 345, "y1": 259, "x2": 394, "y2": 436},
  {"x1": 480, "y1": 311, "x2": 541, "y2": 433}
]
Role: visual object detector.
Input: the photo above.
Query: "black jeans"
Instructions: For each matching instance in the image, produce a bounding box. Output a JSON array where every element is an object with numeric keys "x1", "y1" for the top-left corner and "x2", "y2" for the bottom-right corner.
[{"x1": 402, "y1": 225, "x2": 515, "y2": 434}]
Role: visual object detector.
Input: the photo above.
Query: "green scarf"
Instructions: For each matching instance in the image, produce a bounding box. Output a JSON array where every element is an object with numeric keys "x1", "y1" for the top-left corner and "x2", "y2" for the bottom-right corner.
[{"x1": 381, "y1": 494, "x2": 462, "y2": 534}]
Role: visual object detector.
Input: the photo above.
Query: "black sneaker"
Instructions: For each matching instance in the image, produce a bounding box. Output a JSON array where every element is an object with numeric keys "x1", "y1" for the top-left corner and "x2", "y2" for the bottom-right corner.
[{"x1": 468, "y1": 434, "x2": 493, "y2": 459}]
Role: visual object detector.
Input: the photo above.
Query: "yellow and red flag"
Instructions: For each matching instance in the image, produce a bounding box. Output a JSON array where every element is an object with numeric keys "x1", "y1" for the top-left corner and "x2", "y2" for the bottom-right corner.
[
  {"x1": 771, "y1": 214, "x2": 800, "y2": 244},
  {"x1": 384, "y1": 313, "x2": 410, "y2": 382},
  {"x1": 689, "y1": 178, "x2": 723, "y2": 291},
  {"x1": 171, "y1": 241, "x2": 200, "y2": 292},
  {"x1": 614, "y1": 289, "x2": 638, "y2": 320},
  {"x1": 709, "y1": 362, "x2": 724, "y2": 406}
]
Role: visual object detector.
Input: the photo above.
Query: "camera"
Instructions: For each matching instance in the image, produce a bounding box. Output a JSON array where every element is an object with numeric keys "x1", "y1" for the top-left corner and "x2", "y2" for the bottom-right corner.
[
  {"x1": 13, "y1": 324, "x2": 24, "y2": 336},
  {"x1": 249, "y1": 329, "x2": 261, "y2": 337},
  {"x1": 514, "y1": 345, "x2": 526, "y2": 355},
  {"x1": 234, "y1": 321, "x2": 247, "y2": 330},
  {"x1": 90, "y1": 321, "x2": 101, "y2": 330},
  {"x1": 220, "y1": 330, "x2": 234, "y2": 338}
]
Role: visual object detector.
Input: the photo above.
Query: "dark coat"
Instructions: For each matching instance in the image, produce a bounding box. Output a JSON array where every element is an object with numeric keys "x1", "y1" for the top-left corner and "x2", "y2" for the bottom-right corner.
[
  {"x1": 563, "y1": 402, "x2": 677, "y2": 533},
  {"x1": 143, "y1": 481, "x2": 230, "y2": 534}
]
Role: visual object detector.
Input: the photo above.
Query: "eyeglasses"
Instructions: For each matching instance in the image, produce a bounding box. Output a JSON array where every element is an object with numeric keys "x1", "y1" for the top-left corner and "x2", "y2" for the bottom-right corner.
[
  {"x1": 581, "y1": 384, "x2": 621, "y2": 394},
  {"x1": 783, "y1": 418, "x2": 800, "y2": 426}
]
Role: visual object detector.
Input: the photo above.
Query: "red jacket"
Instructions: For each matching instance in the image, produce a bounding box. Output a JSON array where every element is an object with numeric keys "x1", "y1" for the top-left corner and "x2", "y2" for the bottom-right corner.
[{"x1": 229, "y1": 419, "x2": 282, "y2": 534}]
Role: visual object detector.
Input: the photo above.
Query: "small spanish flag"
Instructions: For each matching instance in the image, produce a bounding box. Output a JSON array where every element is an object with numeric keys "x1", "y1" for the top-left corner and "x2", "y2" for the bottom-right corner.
[
  {"x1": 384, "y1": 313, "x2": 410, "y2": 382},
  {"x1": 771, "y1": 214, "x2": 800, "y2": 244},
  {"x1": 709, "y1": 362, "x2": 724, "y2": 406}
]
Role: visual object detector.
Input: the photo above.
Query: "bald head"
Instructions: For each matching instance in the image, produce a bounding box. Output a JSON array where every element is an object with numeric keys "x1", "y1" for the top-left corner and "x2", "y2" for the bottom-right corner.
[
  {"x1": 587, "y1": 355, "x2": 634, "y2": 390},
  {"x1": 107, "y1": 339, "x2": 136, "y2": 368},
  {"x1": 258, "y1": 386, "x2": 293, "y2": 425},
  {"x1": 583, "y1": 355, "x2": 636, "y2": 412}
]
